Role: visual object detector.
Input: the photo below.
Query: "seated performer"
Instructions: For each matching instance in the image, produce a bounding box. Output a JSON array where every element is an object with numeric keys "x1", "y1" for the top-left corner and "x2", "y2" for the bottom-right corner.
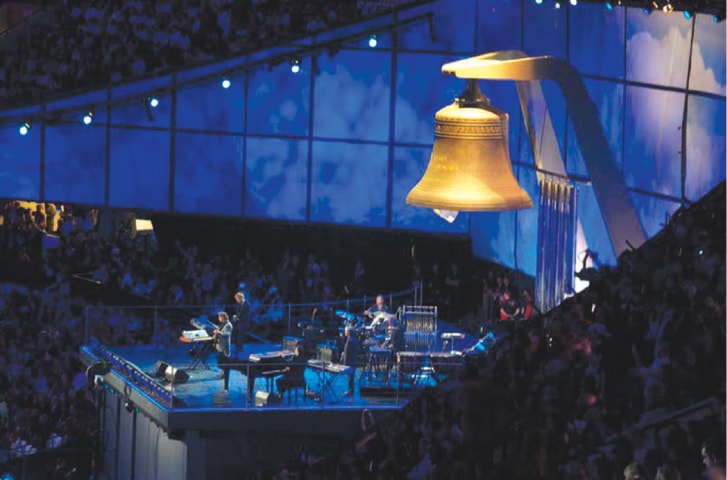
[
  {"x1": 276, "y1": 345, "x2": 306, "y2": 397},
  {"x1": 213, "y1": 311, "x2": 234, "y2": 393},
  {"x1": 365, "y1": 294, "x2": 392, "y2": 334},
  {"x1": 383, "y1": 318, "x2": 405, "y2": 353},
  {"x1": 364, "y1": 294, "x2": 389, "y2": 319}
]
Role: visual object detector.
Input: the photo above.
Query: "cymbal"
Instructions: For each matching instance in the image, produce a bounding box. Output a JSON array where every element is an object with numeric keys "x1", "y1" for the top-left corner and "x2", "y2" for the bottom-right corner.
[{"x1": 335, "y1": 310, "x2": 356, "y2": 321}]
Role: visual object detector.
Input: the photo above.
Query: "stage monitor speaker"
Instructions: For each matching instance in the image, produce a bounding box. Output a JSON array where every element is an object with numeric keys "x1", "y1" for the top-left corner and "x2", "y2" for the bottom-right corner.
[
  {"x1": 154, "y1": 360, "x2": 170, "y2": 378},
  {"x1": 254, "y1": 391, "x2": 279, "y2": 407},
  {"x1": 164, "y1": 365, "x2": 189, "y2": 384}
]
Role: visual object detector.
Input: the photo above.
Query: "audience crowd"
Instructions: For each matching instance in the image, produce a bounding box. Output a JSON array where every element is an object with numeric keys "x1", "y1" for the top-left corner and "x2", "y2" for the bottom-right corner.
[
  {"x1": 0, "y1": 0, "x2": 414, "y2": 107},
  {"x1": 299, "y1": 182, "x2": 725, "y2": 479}
]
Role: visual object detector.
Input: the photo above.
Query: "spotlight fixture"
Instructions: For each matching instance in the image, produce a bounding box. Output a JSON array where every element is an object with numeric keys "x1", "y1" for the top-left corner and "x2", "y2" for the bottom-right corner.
[
  {"x1": 606, "y1": 1, "x2": 613, "y2": 9},
  {"x1": 555, "y1": 1, "x2": 561, "y2": 8},
  {"x1": 221, "y1": 77, "x2": 231, "y2": 89},
  {"x1": 290, "y1": 58, "x2": 301, "y2": 74},
  {"x1": 18, "y1": 122, "x2": 30, "y2": 136},
  {"x1": 683, "y1": 9, "x2": 692, "y2": 18},
  {"x1": 82, "y1": 112, "x2": 93, "y2": 125},
  {"x1": 570, "y1": 0, "x2": 577, "y2": 5},
  {"x1": 367, "y1": 34, "x2": 378, "y2": 48},
  {"x1": 662, "y1": 3, "x2": 673, "y2": 12},
  {"x1": 124, "y1": 400, "x2": 135, "y2": 412},
  {"x1": 534, "y1": 0, "x2": 543, "y2": 5},
  {"x1": 147, "y1": 96, "x2": 160, "y2": 108}
]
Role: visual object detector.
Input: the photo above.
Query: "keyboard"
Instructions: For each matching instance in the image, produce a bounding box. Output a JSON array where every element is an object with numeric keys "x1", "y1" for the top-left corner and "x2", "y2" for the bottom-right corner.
[{"x1": 181, "y1": 329, "x2": 212, "y2": 342}]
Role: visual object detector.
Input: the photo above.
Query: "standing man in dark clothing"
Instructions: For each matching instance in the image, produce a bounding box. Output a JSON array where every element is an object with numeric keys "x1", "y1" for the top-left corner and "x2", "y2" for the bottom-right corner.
[
  {"x1": 341, "y1": 326, "x2": 360, "y2": 397},
  {"x1": 232, "y1": 291, "x2": 250, "y2": 353},
  {"x1": 213, "y1": 311, "x2": 234, "y2": 394}
]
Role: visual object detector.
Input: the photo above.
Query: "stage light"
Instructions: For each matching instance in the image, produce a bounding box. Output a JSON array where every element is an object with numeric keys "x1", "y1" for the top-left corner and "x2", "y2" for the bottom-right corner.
[
  {"x1": 570, "y1": 0, "x2": 577, "y2": 6},
  {"x1": 221, "y1": 77, "x2": 231, "y2": 89},
  {"x1": 290, "y1": 58, "x2": 301, "y2": 74},
  {"x1": 683, "y1": 9, "x2": 692, "y2": 19},
  {"x1": 662, "y1": 3, "x2": 673, "y2": 13},
  {"x1": 555, "y1": 1, "x2": 561, "y2": 9},
  {"x1": 148, "y1": 96, "x2": 159, "y2": 108},
  {"x1": 18, "y1": 122, "x2": 30, "y2": 136},
  {"x1": 606, "y1": 2, "x2": 613, "y2": 9},
  {"x1": 534, "y1": 0, "x2": 543, "y2": 5},
  {"x1": 124, "y1": 400, "x2": 135, "y2": 412},
  {"x1": 368, "y1": 34, "x2": 378, "y2": 48},
  {"x1": 82, "y1": 112, "x2": 93, "y2": 125}
]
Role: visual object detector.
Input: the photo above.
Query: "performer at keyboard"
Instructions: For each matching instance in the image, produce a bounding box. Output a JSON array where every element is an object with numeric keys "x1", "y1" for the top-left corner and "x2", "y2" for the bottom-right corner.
[
  {"x1": 212, "y1": 311, "x2": 234, "y2": 393},
  {"x1": 383, "y1": 318, "x2": 405, "y2": 353},
  {"x1": 232, "y1": 291, "x2": 250, "y2": 352},
  {"x1": 276, "y1": 345, "x2": 306, "y2": 398},
  {"x1": 341, "y1": 326, "x2": 360, "y2": 397}
]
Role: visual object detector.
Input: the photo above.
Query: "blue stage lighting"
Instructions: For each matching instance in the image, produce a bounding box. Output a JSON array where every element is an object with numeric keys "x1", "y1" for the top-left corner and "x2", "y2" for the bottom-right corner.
[
  {"x1": 18, "y1": 123, "x2": 30, "y2": 136},
  {"x1": 570, "y1": 0, "x2": 577, "y2": 6},
  {"x1": 368, "y1": 34, "x2": 378, "y2": 48},
  {"x1": 148, "y1": 96, "x2": 159, "y2": 108},
  {"x1": 221, "y1": 77, "x2": 231, "y2": 89},
  {"x1": 82, "y1": 112, "x2": 93, "y2": 125},
  {"x1": 534, "y1": 0, "x2": 543, "y2": 5}
]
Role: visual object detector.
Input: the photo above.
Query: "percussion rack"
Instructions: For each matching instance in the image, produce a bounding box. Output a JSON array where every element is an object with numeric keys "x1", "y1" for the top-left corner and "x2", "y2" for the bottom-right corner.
[{"x1": 400, "y1": 305, "x2": 437, "y2": 353}]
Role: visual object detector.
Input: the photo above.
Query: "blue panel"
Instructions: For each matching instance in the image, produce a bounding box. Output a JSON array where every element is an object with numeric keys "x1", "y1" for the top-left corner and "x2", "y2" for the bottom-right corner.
[
  {"x1": 515, "y1": 166, "x2": 540, "y2": 277},
  {"x1": 574, "y1": 183, "x2": 617, "y2": 267},
  {"x1": 566, "y1": 79, "x2": 624, "y2": 177},
  {"x1": 516, "y1": 81, "x2": 567, "y2": 171},
  {"x1": 685, "y1": 95, "x2": 726, "y2": 202},
  {"x1": 246, "y1": 58, "x2": 311, "y2": 137},
  {"x1": 569, "y1": 2, "x2": 626, "y2": 78},
  {"x1": 176, "y1": 75, "x2": 244, "y2": 132},
  {"x1": 391, "y1": 146, "x2": 469, "y2": 233},
  {"x1": 522, "y1": 1, "x2": 567, "y2": 59},
  {"x1": 630, "y1": 191, "x2": 681, "y2": 238},
  {"x1": 689, "y1": 14, "x2": 726, "y2": 96},
  {"x1": 0, "y1": 125, "x2": 40, "y2": 200},
  {"x1": 476, "y1": 0, "x2": 523, "y2": 53},
  {"x1": 623, "y1": 85, "x2": 684, "y2": 196},
  {"x1": 625, "y1": 8, "x2": 691, "y2": 88},
  {"x1": 174, "y1": 133, "x2": 243, "y2": 215},
  {"x1": 108, "y1": 129, "x2": 170, "y2": 209},
  {"x1": 245, "y1": 137, "x2": 308, "y2": 221},
  {"x1": 395, "y1": 52, "x2": 464, "y2": 145},
  {"x1": 310, "y1": 141, "x2": 387, "y2": 226},
  {"x1": 44, "y1": 125, "x2": 106, "y2": 205},
  {"x1": 398, "y1": 0, "x2": 476, "y2": 53},
  {"x1": 110, "y1": 91, "x2": 172, "y2": 129},
  {"x1": 313, "y1": 49, "x2": 391, "y2": 142},
  {"x1": 470, "y1": 210, "x2": 516, "y2": 269}
]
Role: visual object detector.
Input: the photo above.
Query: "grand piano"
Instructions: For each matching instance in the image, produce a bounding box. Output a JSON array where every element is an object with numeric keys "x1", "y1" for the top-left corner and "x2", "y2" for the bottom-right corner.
[{"x1": 233, "y1": 351, "x2": 294, "y2": 398}]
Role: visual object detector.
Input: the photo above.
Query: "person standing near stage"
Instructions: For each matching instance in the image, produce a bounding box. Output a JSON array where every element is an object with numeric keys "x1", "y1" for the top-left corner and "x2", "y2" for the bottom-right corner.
[
  {"x1": 213, "y1": 311, "x2": 234, "y2": 393},
  {"x1": 341, "y1": 326, "x2": 360, "y2": 397},
  {"x1": 232, "y1": 291, "x2": 250, "y2": 353}
]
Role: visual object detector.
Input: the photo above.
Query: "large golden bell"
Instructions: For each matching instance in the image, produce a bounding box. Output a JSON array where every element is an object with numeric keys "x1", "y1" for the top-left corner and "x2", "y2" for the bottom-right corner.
[{"x1": 406, "y1": 84, "x2": 533, "y2": 212}]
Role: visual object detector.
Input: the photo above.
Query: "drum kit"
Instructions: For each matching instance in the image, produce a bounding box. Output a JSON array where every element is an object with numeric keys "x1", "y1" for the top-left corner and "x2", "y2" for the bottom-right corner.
[{"x1": 334, "y1": 309, "x2": 397, "y2": 347}]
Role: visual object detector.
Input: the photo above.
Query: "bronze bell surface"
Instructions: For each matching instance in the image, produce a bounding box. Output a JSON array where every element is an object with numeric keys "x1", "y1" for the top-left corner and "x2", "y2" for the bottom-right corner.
[{"x1": 406, "y1": 80, "x2": 533, "y2": 212}]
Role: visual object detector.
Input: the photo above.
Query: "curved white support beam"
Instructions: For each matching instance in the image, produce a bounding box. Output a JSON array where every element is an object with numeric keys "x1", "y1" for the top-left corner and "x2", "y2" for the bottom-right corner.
[{"x1": 442, "y1": 51, "x2": 647, "y2": 256}]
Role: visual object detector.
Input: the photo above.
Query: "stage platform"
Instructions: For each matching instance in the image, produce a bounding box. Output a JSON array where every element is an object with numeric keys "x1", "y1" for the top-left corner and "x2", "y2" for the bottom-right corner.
[{"x1": 80, "y1": 322, "x2": 480, "y2": 478}]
